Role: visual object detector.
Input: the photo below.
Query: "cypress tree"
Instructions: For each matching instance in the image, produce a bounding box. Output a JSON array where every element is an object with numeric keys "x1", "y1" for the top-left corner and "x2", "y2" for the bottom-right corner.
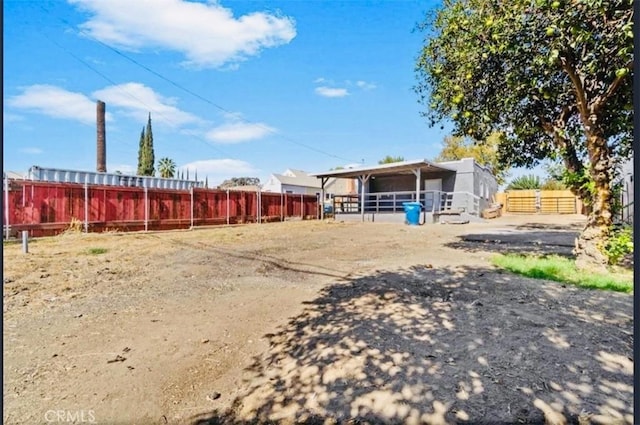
[
  {"x1": 137, "y1": 127, "x2": 146, "y2": 175},
  {"x1": 143, "y1": 113, "x2": 155, "y2": 176}
]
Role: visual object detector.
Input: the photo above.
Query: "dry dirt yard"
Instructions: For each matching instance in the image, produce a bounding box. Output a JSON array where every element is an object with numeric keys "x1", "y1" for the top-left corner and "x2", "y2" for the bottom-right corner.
[{"x1": 2, "y1": 214, "x2": 633, "y2": 425}]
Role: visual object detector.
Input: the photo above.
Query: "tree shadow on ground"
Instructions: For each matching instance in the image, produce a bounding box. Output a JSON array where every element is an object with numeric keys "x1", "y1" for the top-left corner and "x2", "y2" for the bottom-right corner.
[
  {"x1": 445, "y1": 222, "x2": 581, "y2": 257},
  {"x1": 190, "y1": 263, "x2": 633, "y2": 425}
]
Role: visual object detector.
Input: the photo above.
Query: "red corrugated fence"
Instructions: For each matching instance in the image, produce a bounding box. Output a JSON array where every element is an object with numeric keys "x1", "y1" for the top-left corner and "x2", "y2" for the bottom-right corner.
[{"x1": 3, "y1": 180, "x2": 319, "y2": 237}]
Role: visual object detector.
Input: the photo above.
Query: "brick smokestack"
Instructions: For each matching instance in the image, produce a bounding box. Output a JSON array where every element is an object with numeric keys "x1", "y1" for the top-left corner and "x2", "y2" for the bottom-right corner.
[{"x1": 96, "y1": 100, "x2": 106, "y2": 172}]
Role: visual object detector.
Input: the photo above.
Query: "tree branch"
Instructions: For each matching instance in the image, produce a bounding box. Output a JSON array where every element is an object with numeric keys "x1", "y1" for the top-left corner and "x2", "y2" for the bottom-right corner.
[
  {"x1": 559, "y1": 55, "x2": 589, "y2": 124},
  {"x1": 591, "y1": 60, "x2": 633, "y2": 114}
]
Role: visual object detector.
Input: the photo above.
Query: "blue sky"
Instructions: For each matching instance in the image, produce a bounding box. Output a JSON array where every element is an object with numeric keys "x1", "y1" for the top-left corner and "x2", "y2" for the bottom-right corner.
[{"x1": 3, "y1": 0, "x2": 539, "y2": 186}]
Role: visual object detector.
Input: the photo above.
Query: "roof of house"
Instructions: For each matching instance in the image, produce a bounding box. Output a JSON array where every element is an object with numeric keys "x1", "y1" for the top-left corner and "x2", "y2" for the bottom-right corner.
[
  {"x1": 310, "y1": 159, "x2": 456, "y2": 179},
  {"x1": 272, "y1": 173, "x2": 322, "y2": 189},
  {"x1": 4, "y1": 171, "x2": 26, "y2": 179}
]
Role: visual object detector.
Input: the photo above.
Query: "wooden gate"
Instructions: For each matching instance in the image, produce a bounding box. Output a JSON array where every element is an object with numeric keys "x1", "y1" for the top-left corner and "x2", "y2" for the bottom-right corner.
[{"x1": 498, "y1": 190, "x2": 578, "y2": 214}]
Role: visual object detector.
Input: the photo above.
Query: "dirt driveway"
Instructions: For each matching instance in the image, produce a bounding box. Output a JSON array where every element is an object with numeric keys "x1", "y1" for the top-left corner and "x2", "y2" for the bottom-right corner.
[{"x1": 3, "y1": 214, "x2": 633, "y2": 424}]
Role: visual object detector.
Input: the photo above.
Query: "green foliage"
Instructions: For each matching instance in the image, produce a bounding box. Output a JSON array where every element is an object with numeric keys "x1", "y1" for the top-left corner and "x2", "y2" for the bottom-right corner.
[
  {"x1": 137, "y1": 114, "x2": 155, "y2": 176},
  {"x1": 506, "y1": 174, "x2": 541, "y2": 190},
  {"x1": 218, "y1": 177, "x2": 261, "y2": 188},
  {"x1": 492, "y1": 253, "x2": 632, "y2": 293},
  {"x1": 602, "y1": 225, "x2": 634, "y2": 265},
  {"x1": 435, "y1": 132, "x2": 509, "y2": 185},
  {"x1": 87, "y1": 247, "x2": 108, "y2": 255},
  {"x1": 157, "y1": 157, "x2": 176, "y2": 178},
  {"x1": 378, "y1": 155, "x2": 405, "y2": 164},
  {"x1": 416, "y1": 0, "x2": 632, "y2": 165},
  {"x1": 540, "y1": 179, "x2": 566, "y2": 190},
  {"x1": 562, "y1": 167, "x2": 594, "y2": 205}
]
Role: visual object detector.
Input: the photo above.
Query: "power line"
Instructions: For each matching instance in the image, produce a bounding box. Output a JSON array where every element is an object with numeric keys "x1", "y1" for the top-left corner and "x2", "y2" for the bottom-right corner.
[
  {"x1": 38, "y1": 4, "x2": 361, "y2": 165},
  {"x1": 35, "y1": 26, "x2": 232, "y2": 162}
]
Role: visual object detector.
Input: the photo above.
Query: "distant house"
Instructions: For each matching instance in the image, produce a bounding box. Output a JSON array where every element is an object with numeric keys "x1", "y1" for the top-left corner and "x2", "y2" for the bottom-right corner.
[
  {"x1": 262, "y1": 169, "x2": 357, "y2": 199},
  {"x1": 311, "y1": 158, "x2": 498, "y2": 223},
  {"x1": 4, "y1": 171, "x2": 25, "y2": 180}
]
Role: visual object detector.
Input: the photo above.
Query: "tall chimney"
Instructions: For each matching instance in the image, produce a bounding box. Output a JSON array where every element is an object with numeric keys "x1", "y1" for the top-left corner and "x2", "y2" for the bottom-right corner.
[{"x1": 96, "y1": 100, "x2": 106, "y2": 172}]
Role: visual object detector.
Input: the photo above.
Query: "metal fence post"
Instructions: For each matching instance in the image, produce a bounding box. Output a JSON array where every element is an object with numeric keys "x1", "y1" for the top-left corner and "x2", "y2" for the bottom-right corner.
[
  {"x1": 280, "y1": 192, "x2": 284, "y2": 222},
  {"x1": 4, "y1": 174, "x2": 10, "y2": 240},
  {"x1": 257, "y1": 189, "x2": 261, "y2": 224},
  {"x1": 190, "y1": 187, "x2": 194, "y2": 229},
  {"x1": 226, "y1": 189, "x2": 230, "y2": 225},
  {"x1": 144, "y1": 186, "x2": 148, "y2": 232},
  {"x1": 301, "y1": 193, "x2": 304, "y2": 219},
  {"x1": 84, "y1": 183, "x2": 89, "y2": 233}
]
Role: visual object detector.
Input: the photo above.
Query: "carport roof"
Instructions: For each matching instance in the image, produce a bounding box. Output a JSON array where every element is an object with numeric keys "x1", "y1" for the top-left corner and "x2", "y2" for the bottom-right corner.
[{"x1": 310, "y1": 159, "x2": 455, "y2": 179}]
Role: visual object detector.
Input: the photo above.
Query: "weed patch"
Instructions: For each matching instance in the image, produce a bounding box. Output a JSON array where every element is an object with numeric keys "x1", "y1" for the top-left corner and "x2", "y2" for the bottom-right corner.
[{"x1": 492, "y1": 253, "x2": 633, "y2": 293}]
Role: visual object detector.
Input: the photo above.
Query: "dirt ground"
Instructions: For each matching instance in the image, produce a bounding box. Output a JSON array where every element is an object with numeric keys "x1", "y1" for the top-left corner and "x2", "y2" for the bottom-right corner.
[{"x1": 2, "y1": 214, "x2": 633, "y2": 425}]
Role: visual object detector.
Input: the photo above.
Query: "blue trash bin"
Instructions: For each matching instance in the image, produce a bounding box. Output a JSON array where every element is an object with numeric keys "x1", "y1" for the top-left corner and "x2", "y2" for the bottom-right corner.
[{"x1": 403, "y1": 202, "x2": 423, "y2": 225}]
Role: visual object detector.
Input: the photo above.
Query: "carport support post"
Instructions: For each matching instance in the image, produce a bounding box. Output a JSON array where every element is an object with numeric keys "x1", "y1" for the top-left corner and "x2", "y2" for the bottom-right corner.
[
  {"x1": 320, "y1": 177, "x2": 329, "y2": 220},
  {"x1": 84, "y1": 183, "x2": 89, "y2": 233},
  {"x1": 411, "y1": 168, "x2": 421, "y2": 203},
  {"x1": 358, "y1": 174, "x2": 371, "y2": 222}
]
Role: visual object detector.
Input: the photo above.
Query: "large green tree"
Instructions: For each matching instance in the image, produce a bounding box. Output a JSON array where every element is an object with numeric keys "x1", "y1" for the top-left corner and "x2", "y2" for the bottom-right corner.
[
  {"x1": 435, "y1": 132, "x2": 509, "y2": 185},
  {"x1": 415, "y1": 0, "x2": 633, "y2": 269},
  {"x1": 137, "y1": 114, "x2": 156, "y2": 176}
]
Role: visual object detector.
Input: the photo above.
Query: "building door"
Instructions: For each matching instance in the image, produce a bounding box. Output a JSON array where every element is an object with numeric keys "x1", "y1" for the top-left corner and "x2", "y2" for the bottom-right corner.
[{"x1": 423, "y1": 178, "x2": 442, "y2": 210}]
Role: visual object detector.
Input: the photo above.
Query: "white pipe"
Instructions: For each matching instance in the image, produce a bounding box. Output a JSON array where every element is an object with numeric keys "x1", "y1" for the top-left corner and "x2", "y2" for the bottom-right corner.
[
  {"x1": 22, "y1": 231, "x2": 28, "y2": 254},
  {"x1": 84, "y1": 183, "x2": 89, "y2": 233},
  {"x1": 144, "y1": 186, "x2": 148, "y2": 232},
  {"x1": 190, "y1": 187, "x2": 194, "y2": 229},
  {"x1": 226, "y1": 189, "x2": 230, "y2": 225}
]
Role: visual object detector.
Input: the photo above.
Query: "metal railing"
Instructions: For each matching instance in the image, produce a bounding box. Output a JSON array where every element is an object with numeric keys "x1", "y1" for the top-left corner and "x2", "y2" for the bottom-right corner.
[{"x1": 331, "y1": 190, "x2": 481, "y2": 216}]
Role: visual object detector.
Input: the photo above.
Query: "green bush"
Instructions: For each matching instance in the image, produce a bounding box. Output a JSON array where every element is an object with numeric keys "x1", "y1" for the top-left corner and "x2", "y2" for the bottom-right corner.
[
  {"x1": 602, "y1": 225, "x2": 634, "y2": 265},
  {"x1": 506, "y1": 174, "x2": 541, "y2": 190}
]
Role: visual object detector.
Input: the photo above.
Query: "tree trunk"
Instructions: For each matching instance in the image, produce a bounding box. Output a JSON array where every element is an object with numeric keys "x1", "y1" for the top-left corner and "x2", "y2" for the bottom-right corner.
[{"x1": 574, "y1": 133, "x2": 612, "y2": 271}]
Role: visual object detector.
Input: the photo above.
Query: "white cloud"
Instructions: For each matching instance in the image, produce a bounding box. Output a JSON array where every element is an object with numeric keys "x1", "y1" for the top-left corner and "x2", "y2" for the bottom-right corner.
[
  {"x1": 7, "y1": 85, "x2": 113, "y2": 125},
  {"x1": 314, "y1": 77, "x2": 326, "y2": 84},
  {"x1": 93, "y1": 83, "x2": 200, "y2": 127},
  {"x1": 206, "y1": 121, "x2": 275, "y2": 143},
  {"x1": 69, "y1": 0, "x2": 296, "y2": 69},
  {"x1": 19, "y1": 147, "x2": 43, "y2": 155},
  {"x1": 315, "y1": 86, "x2": 349, "y2": 98},
  {"x1": 356, "y1": 80, "x2": 377, "y2": 90},
  {"x1": 180, "y1": 159, "x2": 258, "y2": 176}
]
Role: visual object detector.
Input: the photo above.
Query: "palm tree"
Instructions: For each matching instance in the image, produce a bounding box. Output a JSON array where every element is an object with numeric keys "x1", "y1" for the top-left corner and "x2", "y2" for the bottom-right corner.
[{"x1": 157, "y1": 157, "x2": 176, "y2": 178}]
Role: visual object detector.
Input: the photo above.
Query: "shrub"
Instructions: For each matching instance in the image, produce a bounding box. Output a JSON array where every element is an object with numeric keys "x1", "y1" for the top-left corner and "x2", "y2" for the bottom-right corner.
[{"x1": 602, "y1": 225, "x2": 634, "y2": 265}]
